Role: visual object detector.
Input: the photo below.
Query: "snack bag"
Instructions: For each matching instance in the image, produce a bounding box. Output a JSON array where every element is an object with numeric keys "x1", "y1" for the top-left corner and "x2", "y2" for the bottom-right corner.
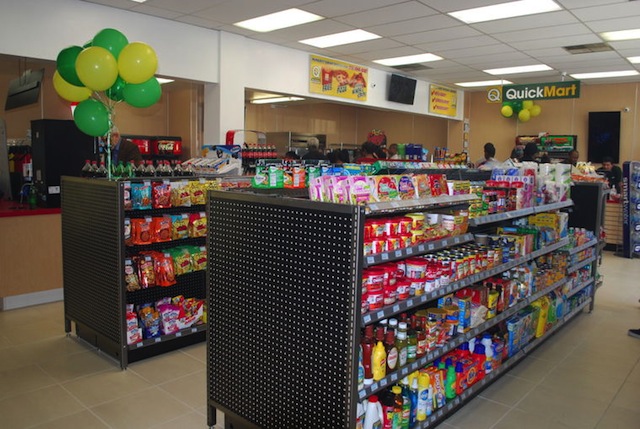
[
  {"x1": 170, "y1": 214, "x2": 190, "y2": 240},
  {"x1": 153, "y1": 216, "x2": 172, "y2": 243},
  {"x1": 178, "y1": 299, "x2": 205, "y2": 329},
  {"x1": 171, "y1": 180, "x2": 191, "y2": 207},
  {"x1": 190, "y1": 179, "x2": 207, "y2": 205},
  {"x1": 138, "y1": 304, "x2": 161, "y2": 338},
  {"x1": 131, "y1": 217, "x2": 154, "y2": 245},
  {"x1": 124, "y1": 218, "x2": 133, "y2": 246},
  {"x1": 152, "y1": 181, "x2": 172, "y2": 209},
  {"x1": 167, "y1": 247, "x2": 193, "y2": 275},
  {"x1": 429, "y1": 174, "x2": 447, "y2": 196},
  {"x1": 135, "y1": 254, "x2": 156, "y2": 288},
  {"x1": 154, "y1": 252, "x2": 177, "y2": 287},
  {"x1": 370, "y1": 175, "x2": 399, "y2": 202},
  {"x1": 308, "y1": 176, "x2": 324, "y2": 202},
  {"x1": 123, "y1": 181, "x2": 132, "y2": 211},
  {"x1": 189, "y1": 212, "x2": 207, "y2": 238},
  {"x1": 158, "y1": 303, "x2": 182, "y2": 335},
  {"x1": 126, "y1": 307, "x2": 142, "y2": 345},
  {"x1": 330, "y1": 176, "x2": 349, "y2": 204},
  {"x1": 124, "y1": 258, "x2": 140, "y2": 292},
  {"x1": 131, "y1": 182, "x2": 152, "y2": 210},
  {"x1": 412, "y1": 175, "x2": 431, "y2": 199},
  {"x1": 347, "y1": 176, "x2": 372, "y2": 204},
  {"x1": 398, "y1": 175, "x2": 418, "y2": 200}
]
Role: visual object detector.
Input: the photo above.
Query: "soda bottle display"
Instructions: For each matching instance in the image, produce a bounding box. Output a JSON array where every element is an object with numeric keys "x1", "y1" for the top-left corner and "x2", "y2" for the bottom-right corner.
[
  {"x1": 81, "y1": 159, "x2": 93, "y2": 177},
  {"x1": 95, "y1": 161, "x2": 108, "y2": 178},
  {"x1": 144, "y1": 160, "x2": 156, "y2": 177},
  {"x1": 173, "y1": 161, "x2": 184, "y2": 176},
  {"x1": 126, "y1": 161, "x2": 136, "y2": 178}
]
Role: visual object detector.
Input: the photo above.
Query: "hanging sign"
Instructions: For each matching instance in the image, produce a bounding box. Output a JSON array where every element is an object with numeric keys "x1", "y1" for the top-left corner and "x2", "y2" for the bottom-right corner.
[
  {"x1": 502, "y1": 81, "x2": 580, "y2": 101},
  {"x1": 428, "y1": 84, "x2": 458, "y2": 117},
  {"x1": 309, "y1": 55, "x2": 368, "y2": 101}
]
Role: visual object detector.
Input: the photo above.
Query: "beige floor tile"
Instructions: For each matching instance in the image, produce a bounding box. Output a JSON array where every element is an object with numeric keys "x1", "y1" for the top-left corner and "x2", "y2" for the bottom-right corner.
[
  {"x1": 540, "y1": 365, "x2": 625, "y2": 403},
  {"x1": 0, "y1": 364, "x2": 57, "y2": 400},
  {"x1": 0, "y1": 346, "x2": 31, "y2": 372},
  {"x1": 505, "y1": 356, "x2": 554, "y2": 382},
  {"x1": 159, "y1": 370, "x2": 207, "y2": 410},
  {"x1": 493, "y1": 408, "x2": 580, "y2": 429},
  {"x1": 0, "y1": 384, "x2": 84, "y2": 428},
  {"x1": 595, "y1": 404, "x2": 640, "y2": 429},
  {"x1": 626, "y1": 362, "x2": 640, "y2": 384},
  {"x1": 91, "y1": 387, "x2": 192, "y2": 429},
  {"x1": 39, "y1": 350, "x2": 115, "y2": 383},
  {"x1": 18, "y1": 336, "x2": 95, "y2": 365},
  {"x1": 181, "y1": 343, "x2": 206, "y2": 363},
  {"x1": 443, "y1": 397, "x2": 510, "y2": 429},
  {"x1": 0, "y1": 334, "x2": 11, "y2": 349},
  {"x1": 63, "y1": 368, "x2": 153, "y2": 407},
  {"x1": 30, "y1": 410, "x2": 110, "y2": 429},
  {"x1": 611, "y1": 380, "x2": 640, "y2": 412},
  {"x1": 479, "y1": 374, "x2": 536, "y2": 407},
  {"x1": 150, "y1": 410, "x2": 208, "y2": 429},
  {"x1": 2, "y1": 320, "x2": 67, "y2": 346},
  {"x1": 129, "y1": 351, "x2": 204, "y2": 384}
]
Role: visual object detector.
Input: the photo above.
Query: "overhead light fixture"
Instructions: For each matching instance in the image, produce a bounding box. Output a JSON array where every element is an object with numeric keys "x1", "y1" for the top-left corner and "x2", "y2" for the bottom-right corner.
[
  {"x1": 449, "y1": 0, "x2": 561, "y2": 24},
  {"x1": 299, "y1": 29, "x2": 380, "y2": 48},
  {"x1": 234, "y1": 8, "x2": 323, "y2": 32},
  {"x1": 627, "y1": 56, "x2": 640, "y2": 64},
  {"x1": 373, "y1": 53, "x2": 443, "y2": 66},
  {"x1": 484, "y1": 64, "x2": 553, "y2": 75},
  {"x1": 130, "y1": 0, "x2": 147, "y2": 3},
  {"x1": 455, "y1": 80, "x2": 514, "y2": 87},
  {"x1": 601, "y1": 29, "x2": 640, "y2": 41},
  {"x1": 570, "y1": 70, "x2": 639, "y2": 79},
  {"x1": 156, "y1": 78, "x2": 174, "y2": 84},
  {"x1": 250, "y1": 96, "x2": 304, "y2": 104}
]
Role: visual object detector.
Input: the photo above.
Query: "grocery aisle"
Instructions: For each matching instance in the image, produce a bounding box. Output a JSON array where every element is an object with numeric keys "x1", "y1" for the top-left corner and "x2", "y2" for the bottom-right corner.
[{"x1": 0, "y1": 251, "x2": 638, "y2": 429}]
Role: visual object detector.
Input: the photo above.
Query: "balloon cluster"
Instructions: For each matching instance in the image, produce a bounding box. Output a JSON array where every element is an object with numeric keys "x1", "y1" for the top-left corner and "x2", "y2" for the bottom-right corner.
[
  {"x1": 54, "y1": 28, "x2": 161, "y2": 137},
  {"x1": 500, "y1": 100, "x2": 542, "y2": 123}
]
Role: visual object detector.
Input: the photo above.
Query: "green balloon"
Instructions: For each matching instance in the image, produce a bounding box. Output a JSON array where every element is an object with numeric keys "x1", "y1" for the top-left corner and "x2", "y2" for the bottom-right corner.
[
  {"x1": 123, "y1": 77, "x2": 162, "y2": 108},
  {"x1": 56, "y1": 46, "x2": 84, "y2": 87},
  {"x1": 73, "y1": 99, "x2": 110, "y2": 137},
  {"x1": 107, "y1": 76, "x2": 126, "y2": 101},
  {"x1": 510, "y1": 100, "x2": 523, "y2": 113},
  {"x1": 93, "y1": 28, "x2": 129, "y2": 59},
  {"x1": 83, "y1": 40, "x2": 92, "y2": 48}
]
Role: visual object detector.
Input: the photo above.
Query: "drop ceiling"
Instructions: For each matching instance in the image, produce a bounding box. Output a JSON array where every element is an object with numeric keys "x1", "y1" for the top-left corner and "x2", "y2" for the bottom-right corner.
[{"x1": 82, "y1": 0, "x2": 640, "y2": 87}]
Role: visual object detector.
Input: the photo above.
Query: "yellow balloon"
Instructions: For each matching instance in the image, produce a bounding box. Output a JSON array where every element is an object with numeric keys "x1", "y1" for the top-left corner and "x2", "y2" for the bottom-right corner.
[
  {"x1": 118, "y1": 42, "x2": 158, "y2": 84},
  {"x1": 501, "y1": 105, "x2": 513, "y2": 118},
  {"x1": 53, "y1": 70, "x2": 92, "y2": 102},
  {"x1": 76, "y1": 46, "x2": 118, "y2": 91},
  {"x1": 522, "y1": 100, "x2": 534, "y2": 110},
  {"x1": 530, "y1": 104, "x2": 542, "y2": 117},
  {"x1": 518, "y1": 108, "x2": 531, "y2": 122}
]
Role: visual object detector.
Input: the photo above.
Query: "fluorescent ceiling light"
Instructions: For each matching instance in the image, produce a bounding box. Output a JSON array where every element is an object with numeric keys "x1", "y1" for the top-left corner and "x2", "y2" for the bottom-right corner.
[
  {"x1": 251, "y1": 96, "x2": 304, "y2": 104},
  {"x1": 627, "y1": 56, "x2": 640, "y2": 64},
  {"x1": 373, "y1": 53, "x2": 442, "y2": 66},
  {"x1": 455, "y1": 80, "x2": 514, "y2": 87},
  {"x1": 156, "y1": 78, "x2": 174, "y2": 84},
  {"x1": 449, "y1": 0, "x2": 561, "y2": 24},
  {"x1": 570, "y1": 70, "x2": 639, "y2": 79},
  {"x1": 130, "y1": 0, "x2": 147, "y2": 3},
  {"x1": 601, "y1": 29, "x2": 640, "y2": 41},
  {"x1": 299, "y1": 29, "x2": 380, "y2": 48},
  {"x1": 484, "y1": 64, "x2": 553, "y2": 75},
  {"x1": 234, "y1": 8, "x2": 323, "y2": 33}
]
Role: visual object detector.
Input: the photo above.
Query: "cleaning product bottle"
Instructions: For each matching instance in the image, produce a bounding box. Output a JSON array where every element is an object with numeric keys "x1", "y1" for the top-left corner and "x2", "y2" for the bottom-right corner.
[
  {"x1": 356, "y1": 401, "x2": 366, "y2": 429},
  {"x1": 473, "y1": 343, "x2": 486, "y2": 381},
  {"x1": 445, "y1": 359, "x2": 457, "y2": 400},
  {"x1": 364, "y1": 395, "x2": 384, "y2": 429},
  {"x1": 395, "y1": 322, "x2": 408, "y2": 368},
  {"x1": 358, "y1": 344, "x2": 365, "y2": 390},
  {"x1": 391, "y1": 386, "x2": 403, "y2": 429},
  {"x1": 372, "y1": 327, "x2": 387, "y2": 381},
  {"x1": 481, "y1": 334, "x2": 494, "y2": 374},
  {"x1": 455, "y1": 362, "x2": 465, "y2": 395},
  {"x1": 400, "y1": 377, "x2": 411, "y2": 429},
  {"x1": 384, "y1": 329, "x2": 398, "y2": 373},
  {"x1": 468, "y1": 337, "x2": 476, "y2": 354},
  {"x1": 409, "y1": 376, "x2": 419, "y2": 427},
  {"x1": 380, "y1": 390, "x2": 395, "y2": 429},
  {"x1": 362, "y1": 325, "x2": 375, "y2": 386},
  {"x1": 416, "y1": 372, "x2": 431, "y2": 421}
]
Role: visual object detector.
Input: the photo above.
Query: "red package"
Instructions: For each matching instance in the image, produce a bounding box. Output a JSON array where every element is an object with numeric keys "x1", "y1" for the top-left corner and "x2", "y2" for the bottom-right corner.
[
  {"x1": 153, "y1": 216, "x2": 172, "y2": 243},
  {"x1": 189, "y1": 212, "x2": 207, "y2": 238},
  {"x1": 154, "y1": 252, "x2": 177, "y2": 287},
  {"x1": 135, "y1": 254, "x2": 156, "y2": 288},
  {"x1": 131, "y1": 217, "x2": 153, "y2": 245},
  {"x1": 152, "y1": 181, "x2": 172, "y2": 209},
  {"x1": 429, "y1": 174, "x2": 447, "y2": 196}
]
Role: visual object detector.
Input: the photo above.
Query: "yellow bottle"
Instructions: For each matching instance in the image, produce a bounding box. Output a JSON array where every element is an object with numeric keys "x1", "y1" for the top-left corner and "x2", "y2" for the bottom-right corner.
[
  {"x1": 416, "y1": 372, "x2": 431, "y2": 421},
  {"x1": 372, "y1": 328, "x2": 387, "y2": 381}
]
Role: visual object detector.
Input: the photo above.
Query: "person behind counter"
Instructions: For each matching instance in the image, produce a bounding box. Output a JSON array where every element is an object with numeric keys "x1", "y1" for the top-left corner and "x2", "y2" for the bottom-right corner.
[
  {"x1": 476, "y1": 142, "x2": 500, "y2": 169},
  {"x1": 597, "y1": 156, "x2": 622, "y2": 194},
  {"x1": 356, "y1": 141, "x2": 387, "y2": 164},
  {"x1": 108, "y1": 127, "x2": 142, "y2": 164},
  {"x1": 563, "y1": 149, "x2": 579, "y2": 166},
  {"x1": 301, "y1": 137, "x2": 326, "y2": 160}
]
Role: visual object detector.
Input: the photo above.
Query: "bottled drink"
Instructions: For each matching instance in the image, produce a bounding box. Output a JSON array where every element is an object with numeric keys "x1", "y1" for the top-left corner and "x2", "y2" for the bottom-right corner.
[
  {"x1": 391, "y1": 386, "x2": 403, "y2": 429},
  {"x1": 184, "y1": 161, "x2": 195, "y2": 176},
  {"x1": 407, "y1": 318, "x2": 417, "y2": 363},
  {"x1": 95, "y1": 161, "x2": 108, "y2": 178},
  {"x1": 135, "y1": 161, "x2": 146, "y2": 177},
  {"x1": 161, "y1": 160, "x2": 173, "y2": 176},
  {"x1": 114, "y1": 161, "x2": 125, "y2": 178},
  {"x1": 126, "y1": 161, "x2": 136, "y2": 178},
  {"x1": 395, "y1": 322, "x2": 408, "y2": 368},
  {"x1": 173, "y1": 160, "x2": 184, "y2": 176},
  {"x1": 144, "y1": 160, "x2": 156, "y2": 177},
  {"x1": 81, "y1": 159, "x2": 92, "y2": 178},
  {"x1": 91, "y1": 161, "x2": 99, "y2": 177},
  {"x1": 362, "y1": 325, "x2": 375, "y2": 386}
]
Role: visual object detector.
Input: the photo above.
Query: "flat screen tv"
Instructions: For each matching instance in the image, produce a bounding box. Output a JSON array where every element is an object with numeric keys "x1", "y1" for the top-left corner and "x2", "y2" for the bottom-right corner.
[
  {"x1": 5, "y1": 68, "x2": 44, "y2": 111},
  {"x1": 387, "y1": 74, "x2": 417, "y2": 105},
  {"x1": 588, "y1": 111, "x2": 620, "y2": 163}
]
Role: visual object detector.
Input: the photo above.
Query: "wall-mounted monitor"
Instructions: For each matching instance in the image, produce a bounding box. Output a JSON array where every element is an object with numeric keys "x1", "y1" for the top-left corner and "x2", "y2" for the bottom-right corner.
[
  {"x1": 5, "y1": 68, "x2": 44, "y2": 111},
  {"x1": 588, "y1": 111, "x2": 620, "y2": 163},
  {"x1": 387, "y1": 74, "x2": 417, "y2": 105}
]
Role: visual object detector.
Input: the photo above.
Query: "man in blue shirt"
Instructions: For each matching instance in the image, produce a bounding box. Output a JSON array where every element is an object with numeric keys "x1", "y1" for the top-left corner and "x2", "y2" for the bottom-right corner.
[{"x1": 109, "y1": 127, "x2": 142, "y2": 164}]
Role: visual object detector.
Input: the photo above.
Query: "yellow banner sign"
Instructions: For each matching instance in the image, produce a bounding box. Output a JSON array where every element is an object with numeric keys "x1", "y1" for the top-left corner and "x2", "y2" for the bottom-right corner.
[
  {"x1": 309, "y1": 55, "x2": 368, "y2": 101},
  {"x1": 429, "y1": 84, "x2": 458, "y2": 117}
]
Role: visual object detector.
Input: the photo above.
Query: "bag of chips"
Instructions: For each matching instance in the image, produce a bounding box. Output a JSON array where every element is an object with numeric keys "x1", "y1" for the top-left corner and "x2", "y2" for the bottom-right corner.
[
  {"x1": 166, "y1": 247, "x2": 193, "y2": 276},
  {"x1": 131, "y1": 217, "x2": 153, "y2": 245},
  {"x1": 189, "y1": 180, "x2": 207, "y2": 205},
  {"x1": 170, "y1": 180, "x2": 191, "y2": 207},
  {"x1": 170, "y1": 214, "x2": 189, "y2": 240},
  {"x1": 124, "y1": 218, "x2": 133, "y2": 246},
  {"x1": 123, "y1": 181, "x2": 132, "y2": 211},
  {"x1": 131, "y1": 182, "x2": 152, "y2": 210},
  {"x1": 124, "y1": 258, "x2": 140, "y2": 292},
  {"x1": 135, "y1": 254, "x2": 156, "y2": 288},
  {"x1": 153, "y1": 252, "x2": 177, "y2": 287},
  {"x1": 188, "y1": 212, "x2": 207, "y2": 238},
  {"x1": 138, "y1": 304, "x2": 161, "y2": 338},
  {"x1": 152, "y1": 181, "x2": 172, "y2": 209},
  {"x1": 153, "y1": 216, "x2": 172, "y2": 243},
  {"x1": 188, "y1": 245, "x2": 207, "y2": 271}
]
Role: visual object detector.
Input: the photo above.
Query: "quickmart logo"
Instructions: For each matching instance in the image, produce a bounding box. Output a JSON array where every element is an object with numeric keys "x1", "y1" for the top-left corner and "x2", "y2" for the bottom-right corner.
[{"x1": 502, "y1": 81, "x2": 580, "y2": 101}]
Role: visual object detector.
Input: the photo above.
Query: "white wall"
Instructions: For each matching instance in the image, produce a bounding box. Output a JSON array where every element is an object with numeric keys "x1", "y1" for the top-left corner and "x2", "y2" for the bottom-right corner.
[{"x1": 0, "y1": 0, "x2": 220, "y2": 83}]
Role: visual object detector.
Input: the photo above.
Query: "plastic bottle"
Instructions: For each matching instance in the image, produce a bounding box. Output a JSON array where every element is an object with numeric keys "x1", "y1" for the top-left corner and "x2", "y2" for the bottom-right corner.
[
  {"x1": 358, "y1": 344, "x2": 365, "y2": 390},
  {"x1": 144, "y1": 160, "x2": 156, "y2": 177},
  {"x1": 468, "y1": 337, "x2": 476, "y2": 354},
  {"x1": 445, "y1": 359, "x2": 457, "y2": 400},
  {"x1": 473, "y1": 343, "x2": 486, "y2": 381},
  {"x1": 362, "y1": 325, "x2": 375, "y2": 386},
  {"x1": 481, "y1": 334, "x2": 494, "y2": 374},
  {"x1": 395, "y1": 322, "x2": 408, "y2": 368},
  {"x1": 95, "y1": 161, "x2": 107, "y2": 178},
  {"x1": 356, "y1": 401, "x2": 366, "y2": 429},
  {"x1": 380, "y1": 390, "x2": 395, "y2": 429},
  {"x1": 114, "y1": 161, "x2": 125, "y2": 177},
  {"x1": 90, "y1": 160, "x2": 98, "y2": 177},
  {"x1": 372, "y1": 327, "x2": 387, "y2": 381},
  {"x1": 455, "y1": 362, "x2": 465, "y2": 395},
  {"x1": 407, "y1": 318, "x2": 417, "y2": 363},
  {"x1": 81, "y1": 159, "x2": 92, "y2": 177},
  {"x1": 416, "y1": 372, "x2": 430, "y2": 421},
  {"x1": 391, "y1": 386, "x2": 403, "y2": 429},
  {"x1": 384, "y1": 330, "x2": 398, "y2": 373},
  {"x1": 173, "y1": 161, "x2": 184, "y2": 176},
  {"x1": 135, "y1": 160, "x2": 146, "y2": 177},
  {"x1": 363, "y1": 395, "x2": 384, "y2": 429},
  {"x1": 388, "y1": 318, "x2": 398, "y2": 333},
  {"x1": 400, "y1": 377, "x2": 411, "y2": 429},
  {"x1": 416, "y1": 317, "x2": 427, "y2": 358},
  {"x1": 409, "y1": 377, "x2": 419, "y2": 427}
]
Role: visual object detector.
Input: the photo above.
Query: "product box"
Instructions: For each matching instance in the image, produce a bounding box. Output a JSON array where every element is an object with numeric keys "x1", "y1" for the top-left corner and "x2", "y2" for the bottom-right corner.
[{"x1": 456, "y1": 296, "x2": 472, "y2": 332}]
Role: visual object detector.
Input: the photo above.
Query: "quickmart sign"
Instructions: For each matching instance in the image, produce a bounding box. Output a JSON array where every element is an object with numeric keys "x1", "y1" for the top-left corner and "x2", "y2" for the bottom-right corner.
[{"x1": 502, "y1": 81, "x2": 580, "y2": 101}]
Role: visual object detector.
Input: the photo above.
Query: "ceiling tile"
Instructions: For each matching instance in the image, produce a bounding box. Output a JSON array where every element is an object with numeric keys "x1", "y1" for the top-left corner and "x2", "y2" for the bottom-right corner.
[
  {"x1": 585, "y1": 17, "x2": 640, "y2": 33},
  {"x1": 326, "y1": 38, "x2": 405, "y2": 55},
  {"x1": 472, "y1": 11, "x2": 579, "y2": 34},
  {"x1": 393, "y1": 25, "x2": 481, "y2": 45},
  {"x1": 556, "y1": 0, "x2": 625, "y2": 7},
  {"x1": 461, "y1": 52, "x2": 535, "y2": 67},
  {"x1": 356, "y1": 46, "x2": 426, "y2": 61},
  {"x1": 366, "y1": 14, "x2": 462, "y2": 37},
  {"x1": 424, "y1": 35, "x2": 501, "y2": 52},
  {"x1": 608, "y1": 40, "x2": 640, "y2": 51},
  {"x1": 142, "y1": 0, "x2": 226, "y2": 14},
  {"x1": 303, "y1": 0, "x2": 407, "y2": 17},
  {"x1": 130, "y1": 4, "x2": 183, "y2": 19},
  {"x1": 417, "y1": 0, "x2": 509, "y2": 14},
  {"x1": 491, "y1": 24, "x2": 592, "y2": 44},
  {"x1": 570, "y1": 2, "x2": 640, "y2": 22},
  {"x1": 509, "y1": 34, "x2": 602, "y2": 51},
  {"x1": 334, "y1": 1, "x2": 437, "y2": 28},
  {"x1": 175, "y1": 15, "x2": 225, "y2": 29},
  {"x1": 82, "y1": 0, "x2": 138, "y2": 9},
  {"x1": 435, "y1": 43, "x2": 516, "y2": 60},
  {"x1": 263, "y1": 19, "x2": 354, "y2": 42},
  {"x1": 194, "y1": 0, "x2": 297, "y2": 23}
]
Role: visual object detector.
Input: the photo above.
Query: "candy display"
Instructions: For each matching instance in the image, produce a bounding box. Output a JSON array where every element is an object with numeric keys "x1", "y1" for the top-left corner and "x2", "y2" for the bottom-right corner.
[
  {"x1": 125, "y1": 213, "x2": 207, "y2": 245},
  {"x1": 125, "y1": 246, "x2": 207, "y2": 291}
]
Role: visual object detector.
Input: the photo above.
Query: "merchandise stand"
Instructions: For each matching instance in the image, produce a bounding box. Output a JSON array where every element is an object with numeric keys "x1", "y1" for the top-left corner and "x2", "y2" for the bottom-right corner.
[
  {"x1": 206, "y1": 190, "x2": 598, "y2": 429},
  {"x1": 61, "y1": 177, "x2": 207, "y2": 369}
]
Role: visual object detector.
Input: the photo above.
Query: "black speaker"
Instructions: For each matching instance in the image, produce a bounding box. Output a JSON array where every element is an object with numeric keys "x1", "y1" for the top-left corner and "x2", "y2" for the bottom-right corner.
[{"x1": 588, "y1": 111, "x2": 620, "y2": 163}]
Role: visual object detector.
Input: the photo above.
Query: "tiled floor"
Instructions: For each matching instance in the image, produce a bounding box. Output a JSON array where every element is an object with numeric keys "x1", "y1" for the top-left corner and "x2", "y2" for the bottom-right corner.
[{"x1": 0, "y1": 252, "x2": 638, "y2": 428}]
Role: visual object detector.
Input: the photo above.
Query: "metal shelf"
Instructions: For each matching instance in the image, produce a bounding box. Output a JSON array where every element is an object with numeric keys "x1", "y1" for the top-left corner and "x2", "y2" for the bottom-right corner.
[
  {"x1": 125, "y1": 236, "x2": 205, "y2": 254},
  {"x1": 566, "y1": 278, "x2": 595, "y2": 299},
  {"x1": 366, "y1": 194, "x2": 477, "y2": 215},
  {"x1": 128, "y1": 323, "x2": 206, "y2": 350},
  {"x1": 567, "y1": 255, "x2": 596, "y2": 274},
  {"x1": 468, "y1": 200, "x2": 574, "y2": 227},
  {"x1": 568, "y1": 238, "x2": 598, "y2": 255},
  {"x1": 364, "y1": 233, "x2": 474, "y2": 268},
  {"x1": 361, "y1": 237, "x2": 570, "y2": 325},
  {"x1": 533, "y1": 200, "x2": 573, "y2": 213}
]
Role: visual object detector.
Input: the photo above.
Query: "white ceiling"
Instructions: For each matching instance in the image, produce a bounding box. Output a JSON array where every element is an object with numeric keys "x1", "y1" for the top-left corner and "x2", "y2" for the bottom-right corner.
[{"x1": 82, "y1": 0, "x2": 640, "y2": 88}]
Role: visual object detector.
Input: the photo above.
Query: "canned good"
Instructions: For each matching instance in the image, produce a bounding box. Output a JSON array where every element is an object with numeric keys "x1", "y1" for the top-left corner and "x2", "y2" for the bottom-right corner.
[
  {"x1": 406, "y1": 213, "x2": 425, "y2": 230},
  {"x1": 410, "y1": 279, "x2": 425, "y2": 296},
  {"x1": 411, "y1": 229, "x2": 425, "y2": 244},
  {"x1": 399, "y1": 233, "x2": 413, "y2": 249},
  {"x1": 385, "y1": 218, "x2": 400, "y2": 236},
  {"x1": 371, "y1": 238, "x2": 386, "y2": 255}
]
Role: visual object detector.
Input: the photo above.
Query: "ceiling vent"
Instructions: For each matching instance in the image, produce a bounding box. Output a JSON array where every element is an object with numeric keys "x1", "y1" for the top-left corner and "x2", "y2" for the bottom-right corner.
[
  {"x1": 392, "y1": 64, "x2": 433, "y2": 72},
  {"x1": 563, "y1": 43, "x2": 614, "y2": 54}
]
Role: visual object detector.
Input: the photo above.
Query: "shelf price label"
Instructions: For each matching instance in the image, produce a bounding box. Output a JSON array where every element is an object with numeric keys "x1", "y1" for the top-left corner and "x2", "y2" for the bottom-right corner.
[
  {"x1": 381, "y1": 253, "x2": 389, "y2": 261},
  {"x1": 367, "y1": 257, "x2": 375, "y2": 265},
  {"x1": 406, "y1": 248, "x2": 414, "y2": 255},
  {"x1": 395, "y1": 250, "x2": 403, "y2": 258},
  {"x1": 154, "y1": 337, "x2": 161, "y2": 343}
]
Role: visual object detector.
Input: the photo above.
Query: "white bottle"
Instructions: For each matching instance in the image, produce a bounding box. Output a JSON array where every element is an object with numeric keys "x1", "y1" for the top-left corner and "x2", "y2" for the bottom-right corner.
[
  {"x1": 358, "y1": 345, "x2": 365, "y2": 390},
  {"x1": 363, "y1": 395, "x2": 384, "y2": 429},
  {"x1": 481, "y1": 334, "x2": 494, "y2": 374},
  {"x1": 356, "y1": 401, "x2": 366, "y2": 429}
]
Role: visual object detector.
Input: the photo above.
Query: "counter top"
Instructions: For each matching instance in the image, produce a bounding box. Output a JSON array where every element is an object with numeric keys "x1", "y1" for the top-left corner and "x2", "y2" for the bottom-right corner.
[{"x1": 0, "y1": 199, "x2": 61, "y2": 218}]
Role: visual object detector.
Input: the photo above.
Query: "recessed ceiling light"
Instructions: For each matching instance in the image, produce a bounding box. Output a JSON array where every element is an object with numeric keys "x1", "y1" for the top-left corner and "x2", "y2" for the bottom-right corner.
[
  {"x1": 250, "y1": 96, "x2": 304, "y2": 104},
  {"x1": 373, "y1": 53, "x2": 443, "y2": 66},
  {"x1": 234, "y1": 8, "x2": 323, "y2": 33},
  {"x1": 130, "y1": 0, "x2": 147, "y2": 3},
  {"x1": 156, "y1": 78, "x2": 174, "y2": 84},
  {"x1": 299, "y1": 29, "x2": 380, "y2": 48},
  {"x1": 570, "y1": 70, "x2": 639, "y2": 79},
  {"x1": 484, "y1": 64, "x2": 553, "y2": 75},
  {"x1": 601, "y1": 29, "x2": 640, "y2": 41},
  {"x1": 627, "y1": 56, "x2": 640, "y2": 64},
  {"x1": 455, "y1": 80, "x2": 514, "y2": 87},
  {"x1": 449, "y1": 0, "x2": 561, "y2": 24}
]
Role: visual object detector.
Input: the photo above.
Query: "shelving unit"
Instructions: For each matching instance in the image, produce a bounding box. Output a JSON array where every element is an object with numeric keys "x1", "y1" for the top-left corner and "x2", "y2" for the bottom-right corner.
[
  {"x1": 61, "y1": 177, "x2": 207, "y2": 369},
  {"x1": 206, "y1": 190, "x2": 596, "y2": 429}
]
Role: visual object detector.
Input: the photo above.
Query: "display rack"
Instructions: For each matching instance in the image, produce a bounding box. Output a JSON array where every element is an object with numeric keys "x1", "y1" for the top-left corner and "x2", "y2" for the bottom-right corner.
[
  {"x1": 61, "y1": 177, "x2": 207, "y2": 369},
  {"x1": 206, "y1": 190, "x2": 596, "y2": 429}
]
